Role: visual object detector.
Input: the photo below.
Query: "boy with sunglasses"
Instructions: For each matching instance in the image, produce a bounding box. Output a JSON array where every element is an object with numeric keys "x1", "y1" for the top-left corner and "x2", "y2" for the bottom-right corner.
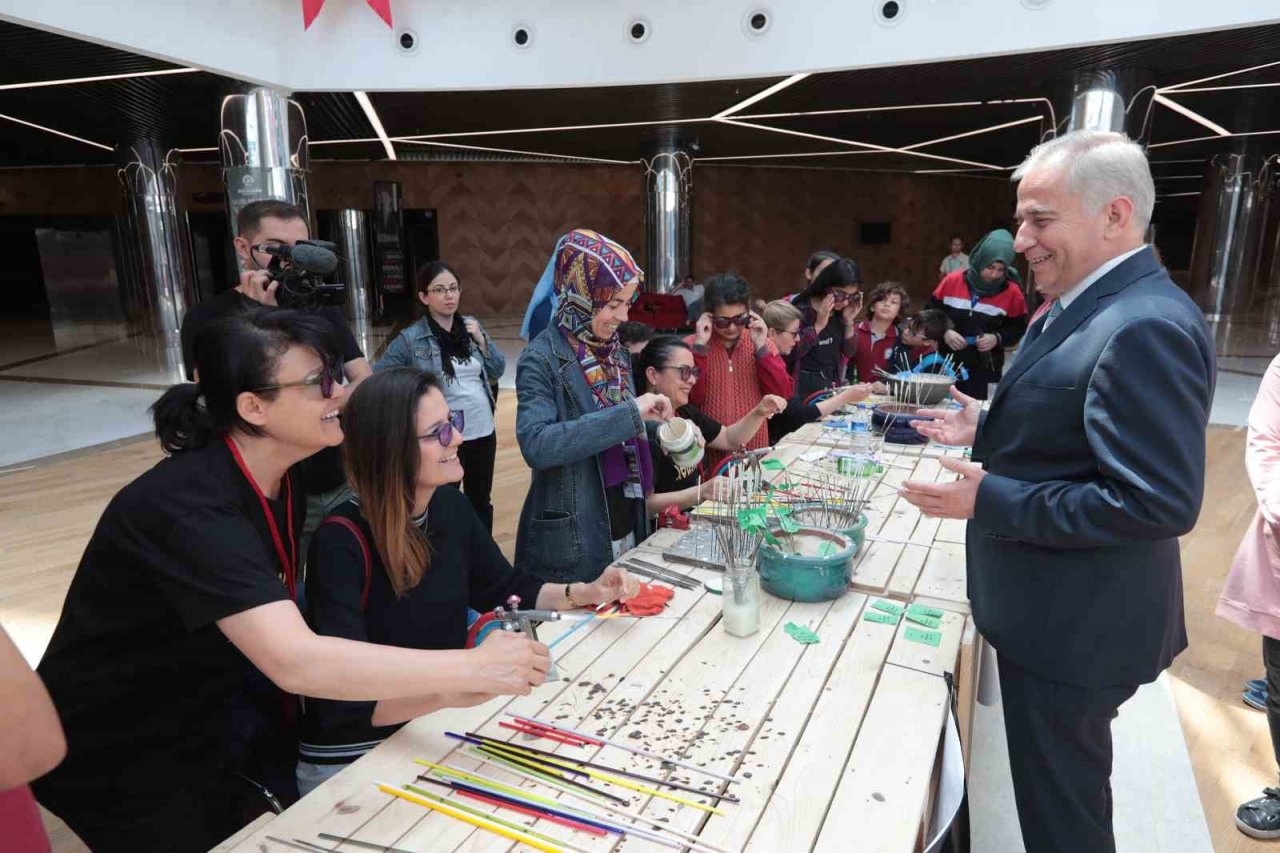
[{"x1": 686, "y1": 274, "x2": 792, "y2": 471}]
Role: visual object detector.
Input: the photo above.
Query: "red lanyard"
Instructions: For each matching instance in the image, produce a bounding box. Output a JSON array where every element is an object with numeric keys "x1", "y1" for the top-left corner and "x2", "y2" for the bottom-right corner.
[{"x1": 223, "y1": 435, "x2": 297, "y2": 598}]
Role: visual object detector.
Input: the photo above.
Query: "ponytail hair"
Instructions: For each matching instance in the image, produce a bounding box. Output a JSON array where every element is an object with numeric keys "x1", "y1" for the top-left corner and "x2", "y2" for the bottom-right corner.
[{"x1": 151, "y1": 309, "x2": 340, "y2": 454}]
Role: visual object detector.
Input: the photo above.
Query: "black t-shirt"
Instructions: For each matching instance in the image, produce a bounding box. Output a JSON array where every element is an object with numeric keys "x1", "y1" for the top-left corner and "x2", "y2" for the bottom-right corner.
[
  {"x1": 801, "y1": 324, "x2": 842, "y2": 385},
  {"x1": 180, "y1": 289, "x2": 364, "y2": 494},
  {"x1": 300, "y1": 488, "x2": 544, "y2": 758},
  {"x1": 652, "y1": 405, "x2": 724, "y2": 495},
  {"x1": 32, "y1": 441, "x2": 298, "y2": 822},
  {"x1": 768, "y1": 397, "x2": 822, "y2": 446}
]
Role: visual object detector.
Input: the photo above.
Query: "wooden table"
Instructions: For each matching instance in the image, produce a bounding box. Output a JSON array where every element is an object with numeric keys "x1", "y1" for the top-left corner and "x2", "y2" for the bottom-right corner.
[{"x1": 225, "y1": 423, "x2": 974, "y2": 853}]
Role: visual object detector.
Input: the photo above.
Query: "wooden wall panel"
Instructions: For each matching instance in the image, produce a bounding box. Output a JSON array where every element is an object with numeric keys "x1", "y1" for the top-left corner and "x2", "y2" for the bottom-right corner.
[
  {"x1": 693, "y1": 166, "x2": 1015, "y2": 308},
  {"x1": 0, "y1": 161, "x2": 1014, "y2": 316}
]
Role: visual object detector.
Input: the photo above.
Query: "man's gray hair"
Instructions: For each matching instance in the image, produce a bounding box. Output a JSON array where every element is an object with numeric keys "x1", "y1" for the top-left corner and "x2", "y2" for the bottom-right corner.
[{"x1": 1012, "y1": 130, "x2": 1155, "y2": 230}]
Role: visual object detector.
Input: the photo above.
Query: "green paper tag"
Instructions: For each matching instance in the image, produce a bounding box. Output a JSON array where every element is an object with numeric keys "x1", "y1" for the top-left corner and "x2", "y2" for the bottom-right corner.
[
  {"x1": 784, "y1": 622, "x2": 820, "y2": 644},
  {"x1": 904, "y1": 627, "x2": 942, "y2": 647},
  {"x1": 776, "y1": 508, "x2": 800, "y2": 534},
  {"x1": 761, "y1": 458, "x2": 786, "y2": 471},
  {"x1": 905, "y1": 613, "x2": 941, "y2": 629},
  {"x1": 863, "y1": 611, "x2": 900, "y2": 625},
  {"x1": 906, "y1": 604, "x2": 945, "y2": 619},
  {"x1": 870, "y1": 600, "x2": 904, "y2": 616}
]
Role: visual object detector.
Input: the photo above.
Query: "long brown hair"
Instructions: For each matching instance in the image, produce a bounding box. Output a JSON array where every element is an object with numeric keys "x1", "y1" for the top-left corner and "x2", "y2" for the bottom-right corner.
[{"x1": 341, "y1": 367, "x2": 439, "y2": 596}]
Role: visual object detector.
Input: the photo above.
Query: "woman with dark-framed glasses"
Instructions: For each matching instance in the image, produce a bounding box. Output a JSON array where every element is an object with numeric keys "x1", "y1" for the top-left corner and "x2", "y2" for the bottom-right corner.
[
  {"x1": 787, "y1": 257, "x2": 866, "y2": 397},
  {"x1": 636, "y1": 336, "x2": 786, "y2": 512},
  {"x1": 297, "y1": 367, "x2": 637, "y2": 794},
  {"x1": 31, "y1": 311, "x2": 551, "y2": 852},
  {"x1": 377, "y1": 261, "x2": 505, "y2": 531}
]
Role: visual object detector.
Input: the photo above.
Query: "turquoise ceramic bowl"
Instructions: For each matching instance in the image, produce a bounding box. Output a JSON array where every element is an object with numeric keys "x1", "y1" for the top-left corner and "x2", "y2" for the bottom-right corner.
[
  {"x1": 841, "y1": 512, "x2": 868, "y2": 557},
  {"x1": 758, "y1": 528, "x2": 856, "y2": 602}
]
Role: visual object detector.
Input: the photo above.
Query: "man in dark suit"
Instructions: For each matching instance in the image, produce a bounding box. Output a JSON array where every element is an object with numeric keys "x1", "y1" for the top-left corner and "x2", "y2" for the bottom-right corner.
[{"x1": 901, "y1": 130, "x2": 1216, "y2": 853}]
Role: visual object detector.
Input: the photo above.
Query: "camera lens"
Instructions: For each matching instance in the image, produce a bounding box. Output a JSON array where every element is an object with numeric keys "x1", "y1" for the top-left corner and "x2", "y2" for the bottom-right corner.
[{"x1": 881, "y1": 1, "x2": 900, "y2": 19}]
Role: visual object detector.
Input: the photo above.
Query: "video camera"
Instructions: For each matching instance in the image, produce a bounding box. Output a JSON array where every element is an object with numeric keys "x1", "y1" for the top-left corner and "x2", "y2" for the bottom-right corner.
[{"x1": 252, "y1": 240, "x2": 346, "y2": 310}]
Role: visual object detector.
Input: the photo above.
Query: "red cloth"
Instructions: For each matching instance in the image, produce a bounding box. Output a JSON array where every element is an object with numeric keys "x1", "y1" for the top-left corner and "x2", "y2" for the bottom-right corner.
[
  {"x1": 621, "y1": 583, "x2": 674, "y2": 616},
  {"x1": 0, "y1": 785, "x2": 52, "y2": 853},
  {"x1": 849, "y1": 320, "x2": 900, "y2": 384},
  {"x1": 686, "y1": 335, "x2": 790, "y2": 470},
  {"x1": 302, "y1": 0, "x2": 392, "y2": 29}
]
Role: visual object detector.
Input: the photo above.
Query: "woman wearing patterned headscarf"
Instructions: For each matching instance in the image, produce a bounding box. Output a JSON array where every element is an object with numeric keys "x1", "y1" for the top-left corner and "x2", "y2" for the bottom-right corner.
[
  {"x1": 927, "y1": 228, "x2": 1029, "y2": 399},
  {"x1": 515, "y1": 229, "x2": 674, "y2": 583}
]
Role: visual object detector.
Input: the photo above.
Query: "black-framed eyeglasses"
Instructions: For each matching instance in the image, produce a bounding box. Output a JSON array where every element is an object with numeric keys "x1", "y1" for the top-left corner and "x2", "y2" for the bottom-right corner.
[
  {"x1": 661, "y1": 365, "x2": 701, "y2": 381},
  {"x1": 418, "y1": 409, "x2": 465, "y2": 447},
  {"x1": 426, "y1": 283, "x2": 461, "y2": 296},
  {"x1": 830, "y1": 290, "x2": 861, "y2": 306},
  {"x1": 711, "y1": 313, "x2": 751, "y2": 329},
  {"x1": 254, "y1": 366, "x2": 342, "y2": 399}
]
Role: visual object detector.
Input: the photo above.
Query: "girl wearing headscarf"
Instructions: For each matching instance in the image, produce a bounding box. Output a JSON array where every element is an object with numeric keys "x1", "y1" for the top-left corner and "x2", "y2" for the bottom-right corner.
[
  {"x1": 515, "y1": 229, "x2": 674, "y2": 583},
  {"x1": 927, "y1": 228, "x2": 1029, "y2": 399}
]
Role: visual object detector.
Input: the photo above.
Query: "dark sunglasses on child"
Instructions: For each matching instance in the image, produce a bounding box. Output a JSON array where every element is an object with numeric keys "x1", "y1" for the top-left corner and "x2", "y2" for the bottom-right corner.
[{"x1": 711, "y1": 313, "x2": 752, "y2": 329}]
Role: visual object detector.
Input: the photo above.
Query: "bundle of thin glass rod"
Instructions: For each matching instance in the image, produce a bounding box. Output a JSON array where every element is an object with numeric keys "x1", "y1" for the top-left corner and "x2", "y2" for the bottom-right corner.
[
  {"x1": 874, "y1": 352, "x2": 958, "y2": 407},
  {"x1": 699, "y1": 454, "x2": 768, "y2": 566},
  {"x1": 786, "y1": 453, "x2": 888, "y2": 531}
]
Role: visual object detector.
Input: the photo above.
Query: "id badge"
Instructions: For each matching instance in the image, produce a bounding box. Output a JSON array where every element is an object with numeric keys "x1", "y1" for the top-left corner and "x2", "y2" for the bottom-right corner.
[{"x1": 623, "y1": 444, "x2": 644, "y2": 500}]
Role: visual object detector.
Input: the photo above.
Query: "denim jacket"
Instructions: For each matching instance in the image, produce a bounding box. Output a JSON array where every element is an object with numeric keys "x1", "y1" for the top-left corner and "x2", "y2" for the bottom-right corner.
[
  {"x1": 374, "y1": 316, "x2": 506, "y2": 403},
  {"x1": 514, "y1": 327, "x2": 650, "y2": 583}
]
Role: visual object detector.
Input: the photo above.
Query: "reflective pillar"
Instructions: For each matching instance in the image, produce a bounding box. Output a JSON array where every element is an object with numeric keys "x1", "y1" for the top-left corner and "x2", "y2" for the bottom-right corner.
[
  {"x1": 333, "y1": 208, "x2": 375, "y2": 355},
  {"x1": 116, "y1": 139, "x2": 196, "y2": 379},
  {"x1": 1064, "y1": 68, "x2": 1154, "y2": 141},
  {"x1": 1188, "y1": 141, "x2": 1278, "y2": 322},
  {"x1": 643, "y1": 148, "x2": 692, "y2": 293},
  {"x1": 219, "y1": 87, "x2": 311, "y2": 241}
]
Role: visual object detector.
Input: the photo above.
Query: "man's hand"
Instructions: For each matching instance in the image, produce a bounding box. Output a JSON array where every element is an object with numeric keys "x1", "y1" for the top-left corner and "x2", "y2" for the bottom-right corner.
[
  {"x1": 694, "y1": 313, "x2": 714, "y2": 347},
  {"x1": 899, "y1": 458, "x2": 985, "y2": 519},
  {"x1": 943, "y1": 330, "x2": 968, "y2": 351},
  {"x1": 975, "y1": 334, "x2": 999, "y2": 353},
  {"x1": 235, "y1": 270, "x2": 279, "y2": 307},
  {"x1": 464, "y1": 317, "x2": 485, "y2": 347},
  {"x1": 748, "y1": 311, "x2": 769, "y2": 349},
  {"x1": 911, "y1": 386, "x2": 981, "y2": 447}
]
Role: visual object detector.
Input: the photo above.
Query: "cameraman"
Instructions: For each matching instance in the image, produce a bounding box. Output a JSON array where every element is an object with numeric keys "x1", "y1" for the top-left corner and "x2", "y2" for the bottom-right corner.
[{"x1": 181, "y1": 200, "x2": 372, "y2": 548}]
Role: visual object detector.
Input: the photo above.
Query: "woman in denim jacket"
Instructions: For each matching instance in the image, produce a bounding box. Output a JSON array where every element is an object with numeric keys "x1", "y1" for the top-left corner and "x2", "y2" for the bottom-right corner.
[
  {"x1": 376, "y1": 261, "x2": 505, "y2": 531},
  {"x1": 515, "y1": 229, "x2": 673, "y2": 583}
]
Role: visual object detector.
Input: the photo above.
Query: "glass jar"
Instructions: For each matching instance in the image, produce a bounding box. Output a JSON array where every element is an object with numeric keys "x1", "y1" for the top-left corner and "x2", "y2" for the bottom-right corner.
[{"x1": 722, "y1": 559, "x2": 761, "y2": 637}]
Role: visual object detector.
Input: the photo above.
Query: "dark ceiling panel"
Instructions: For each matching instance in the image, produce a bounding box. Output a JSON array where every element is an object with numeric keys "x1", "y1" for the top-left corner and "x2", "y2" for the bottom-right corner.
[
  {"x1": 293, "y1": 92, "x2": 374, "y2": 143},
  {"x1": 365, "y1": 77, "x2": 787, "y2": 137},
  {"x1": 2, "y1": 118, "x2": 114, "y2": 167},
  {"x1": 309, "y1": 141, "x2": 393, "y2": 161},
  {"x1": 0, "y1": 19, "x2": 179, "y2": 82}
]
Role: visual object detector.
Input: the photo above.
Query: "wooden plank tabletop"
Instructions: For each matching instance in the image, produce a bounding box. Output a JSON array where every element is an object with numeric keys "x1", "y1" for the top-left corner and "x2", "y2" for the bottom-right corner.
[{"x1": 227, "y1": 423, "x2": 970, "y2": 853}]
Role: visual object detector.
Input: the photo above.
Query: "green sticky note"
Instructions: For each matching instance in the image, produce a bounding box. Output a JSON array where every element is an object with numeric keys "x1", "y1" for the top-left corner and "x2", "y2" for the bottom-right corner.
[
  {"x1": 761, "y1": 458, "x2": 786, "y2": 471},
  {"x1": 776, "y1": 508, "x2": 800, "y2": 534},
  {"x1": 784, "y1": 622, "x2": 820, "y2": 644},
  {"x1": 870, "y1": 600, "x2": 904, "y2": 616},
  {"x1": 863, "y1": 611, "x2": 900, "y2": 626},
  {"x1": 904, "y1": 627, "x2": 942, "y2": 647},
  {"x1": 906, "y1": 604, "x2": 944, "y2": 619},
  {"x1": 905, "y1": 613, "x2": 941, "y2": 629}
]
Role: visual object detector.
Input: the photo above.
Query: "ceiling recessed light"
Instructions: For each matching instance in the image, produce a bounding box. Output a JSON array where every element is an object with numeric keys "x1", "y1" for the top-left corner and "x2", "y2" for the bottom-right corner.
[
  {"x1": 744, "y1": 8, "x2": 771, "y2": 36},
  {"x1": 628, "y1": 19, "x2": 650, "y2": 44},
  {"x1": 512, "y1": 24, "x2": 533, "y2": 49},
  {"x1": 874, "y1": 0, "x2": 905, "y2": 27}
]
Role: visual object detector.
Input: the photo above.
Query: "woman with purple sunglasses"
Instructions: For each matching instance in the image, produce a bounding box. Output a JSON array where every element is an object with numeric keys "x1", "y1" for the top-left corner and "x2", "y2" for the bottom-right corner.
[{"x1": 298, "y1": 367, "x2": 638, "y2": 794}]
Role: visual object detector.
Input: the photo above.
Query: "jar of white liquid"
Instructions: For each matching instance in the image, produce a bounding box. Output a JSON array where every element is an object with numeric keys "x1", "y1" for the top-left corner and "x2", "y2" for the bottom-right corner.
[
  {"x1": 658, "y1": 417, "x2": 704, "y2": 475},
  {"x1": 722, "y1": 560, "x2": 761, "y2": 637}
]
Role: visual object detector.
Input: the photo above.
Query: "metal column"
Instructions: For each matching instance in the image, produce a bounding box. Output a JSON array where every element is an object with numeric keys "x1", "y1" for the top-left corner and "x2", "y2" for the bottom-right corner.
[
  {"x1": 1064, "y1": 68, "x2": 1155, "y2": 140},
  {"x1": 333, "y1": 208, "x2": 375, "y2": 356},
  {"x1": 643, "y1": 148, "x2": 692, "y2": 293},
  {"x1": 219, "y1": 87, "x2": 312, "y2": 240},
  {"x1": 116, "y1": 139, "x2": 197, "y2": 379}
]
